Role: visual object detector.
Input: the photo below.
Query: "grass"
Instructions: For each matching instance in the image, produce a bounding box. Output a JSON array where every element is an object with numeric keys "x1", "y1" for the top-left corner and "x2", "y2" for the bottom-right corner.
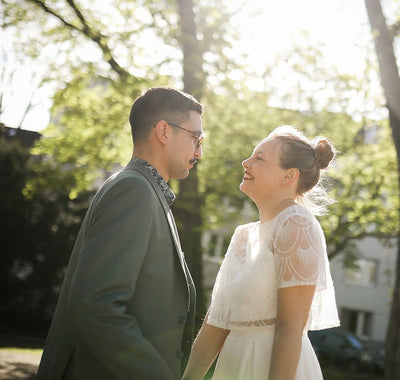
[{"x1": 0, "y1": 348, "x2": 42, "y2": 354}]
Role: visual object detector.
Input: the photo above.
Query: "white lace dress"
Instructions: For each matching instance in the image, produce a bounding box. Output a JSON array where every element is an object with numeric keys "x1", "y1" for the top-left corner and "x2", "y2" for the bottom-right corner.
[{"x1": 207, "y1": 204, "x2": 340, "y2": 380}]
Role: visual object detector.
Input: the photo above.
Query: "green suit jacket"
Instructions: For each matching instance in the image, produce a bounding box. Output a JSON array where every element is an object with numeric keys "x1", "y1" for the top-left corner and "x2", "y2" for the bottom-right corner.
[{"x1": 36, "y1": 160, "x2": 196, "y2": 380}]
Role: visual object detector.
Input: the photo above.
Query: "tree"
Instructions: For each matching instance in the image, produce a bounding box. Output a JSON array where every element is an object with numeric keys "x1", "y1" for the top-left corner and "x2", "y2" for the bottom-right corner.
[
  {"x1": 173, "y1": 0, "x2": 208, "y2": 317},
  {"x1": 365, "y1": 0, "x2": 400, "y2": 377},
  {"x1": 173, "y1": 0, "x2": 237, "y2": 317},
  {"x1": 28, "y1": 74, "x2": 141, "y2": 198},
  {"x1": 0, "y1": 138, "x2": 94, "y2": 330}
]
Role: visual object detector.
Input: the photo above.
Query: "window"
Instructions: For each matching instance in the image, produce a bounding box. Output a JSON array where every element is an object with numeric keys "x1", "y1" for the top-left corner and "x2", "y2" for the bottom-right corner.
[
  {"x1": 345, "y1": 258, "x2": 378, "y2": 287},
  {"x1": 341, "y1": 308, "x2": 373, "y2": 339},
  {"x1": 362, "y1": 312, "x2": 372, "y2": 336}
]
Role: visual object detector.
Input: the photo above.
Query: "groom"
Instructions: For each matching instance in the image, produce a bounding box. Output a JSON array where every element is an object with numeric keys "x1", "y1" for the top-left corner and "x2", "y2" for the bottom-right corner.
[{"x1": 36, "y1": 87, "x2": 204, "y2": 379}]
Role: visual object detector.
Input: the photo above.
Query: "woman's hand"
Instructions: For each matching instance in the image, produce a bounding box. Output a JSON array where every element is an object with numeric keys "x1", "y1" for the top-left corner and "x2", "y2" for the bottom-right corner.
[{"x1": 182, "y1": 312, "x2": 229, "y2": 380}]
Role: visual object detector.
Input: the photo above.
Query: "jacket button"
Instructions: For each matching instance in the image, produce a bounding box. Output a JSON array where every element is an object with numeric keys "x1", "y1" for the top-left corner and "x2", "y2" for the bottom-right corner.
[
  {"x1": 179, "y1": 315, "x2": 187, "y2": 324},
  {"x1": 176, "y1": 349, "x2": 184, "y2": 359}
]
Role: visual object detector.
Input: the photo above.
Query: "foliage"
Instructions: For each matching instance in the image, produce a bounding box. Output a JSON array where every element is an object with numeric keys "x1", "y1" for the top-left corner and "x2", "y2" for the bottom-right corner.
[
  {"x1": 323, "y1": 119, "x2": 398, "y2": 259},
  {"x1": 0, "y1": 141, "x2": 94, "y2": 330},
  {"x1": 262, "y1": 34, "x2": 385, "y2": 122},
  {"x1": 28, "y1": 73, "x2": 150, "y2": 198}
]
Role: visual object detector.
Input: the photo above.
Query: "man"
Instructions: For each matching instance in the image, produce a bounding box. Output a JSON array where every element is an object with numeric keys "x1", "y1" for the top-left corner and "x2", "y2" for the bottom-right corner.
[{"x1": 36, "y1": 87, "x2": 204, "y2": 379}]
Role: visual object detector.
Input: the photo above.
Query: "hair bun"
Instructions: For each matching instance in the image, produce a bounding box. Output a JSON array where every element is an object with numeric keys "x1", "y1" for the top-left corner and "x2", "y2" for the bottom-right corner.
[{"x1": 314, "y1": 138, "x2": 335, "y2": 170}]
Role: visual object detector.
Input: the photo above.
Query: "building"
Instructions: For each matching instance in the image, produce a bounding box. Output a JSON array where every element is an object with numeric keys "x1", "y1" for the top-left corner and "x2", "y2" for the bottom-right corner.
[
  {"x1": 330, "y1": 237, "x2": 396, "y2": 343},
  {"x1": 0, "y1": 125, "x2": 41, "y2": 148}
]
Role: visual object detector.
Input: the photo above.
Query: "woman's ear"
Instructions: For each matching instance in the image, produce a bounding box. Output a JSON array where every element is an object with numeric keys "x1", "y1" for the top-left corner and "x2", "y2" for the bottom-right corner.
[
  {"x1": 289, "y1": 168, "x2": 300, "y2": 180},
  {"x1": 283, "y1": 168, "x2": 300, "y2": 184},
  {"x1": 154, "y1": 120, "x2": 169, "y2": 146}
]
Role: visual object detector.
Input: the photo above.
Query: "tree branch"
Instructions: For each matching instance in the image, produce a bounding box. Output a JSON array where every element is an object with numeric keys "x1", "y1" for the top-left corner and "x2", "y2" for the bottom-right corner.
[
  {"x1": 66, "y1": 0, "x2": 87, "y2": 28},
  {"x1": 26, "y1": 0, "x2": 130, "y2": 79},
  {"x1": 27, "y1": 0, "x2": 81, "y2": 32},
  {"x1": 390, "y1": 20, "x2": 400, "y2": 39}
]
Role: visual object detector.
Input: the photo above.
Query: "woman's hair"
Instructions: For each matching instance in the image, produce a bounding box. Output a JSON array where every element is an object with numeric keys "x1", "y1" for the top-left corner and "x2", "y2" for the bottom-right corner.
[{"x1": 269, "y1": 125, "x2": 337, "y2": 214}]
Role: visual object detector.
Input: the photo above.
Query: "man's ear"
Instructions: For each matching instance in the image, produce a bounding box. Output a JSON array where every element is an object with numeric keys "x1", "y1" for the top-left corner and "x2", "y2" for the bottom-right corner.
[{"x1": 154, "y1": 120, "x2": 169, "y2": 146}]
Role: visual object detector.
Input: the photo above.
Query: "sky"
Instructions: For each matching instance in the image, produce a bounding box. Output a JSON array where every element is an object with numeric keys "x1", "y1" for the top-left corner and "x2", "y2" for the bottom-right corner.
[
  {"x1": 0, "y1": 0, "x2": 381, "y2": 132},
  {"x1": 236, "y1": 0, "x2": 371, "y2": 74}
]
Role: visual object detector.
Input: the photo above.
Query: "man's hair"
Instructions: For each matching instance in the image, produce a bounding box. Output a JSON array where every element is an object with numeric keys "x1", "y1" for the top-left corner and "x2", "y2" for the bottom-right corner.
[{"x1": 129, "y1": 86, "x2": 203, "y2": 143}]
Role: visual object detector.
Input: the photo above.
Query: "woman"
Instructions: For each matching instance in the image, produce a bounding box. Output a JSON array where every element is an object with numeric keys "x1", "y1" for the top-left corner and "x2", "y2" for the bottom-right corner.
[{"x1": 182, "y1": 125, "x2": 340, "y2": 380}]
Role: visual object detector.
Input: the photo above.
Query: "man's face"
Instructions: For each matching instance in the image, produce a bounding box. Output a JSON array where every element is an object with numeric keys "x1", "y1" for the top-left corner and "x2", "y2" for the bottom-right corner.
[{"x1": 166, "y1": 110, "x2": 204, "y2": 180}]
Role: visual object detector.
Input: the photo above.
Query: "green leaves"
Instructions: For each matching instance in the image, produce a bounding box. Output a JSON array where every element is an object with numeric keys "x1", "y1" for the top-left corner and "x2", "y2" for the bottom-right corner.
[
  {"x1": 29, "y1": 75, "x2": 144, "y2": 198},
  {"x1": 322, "y1": 122, "x2": 398, "y2": 258}
]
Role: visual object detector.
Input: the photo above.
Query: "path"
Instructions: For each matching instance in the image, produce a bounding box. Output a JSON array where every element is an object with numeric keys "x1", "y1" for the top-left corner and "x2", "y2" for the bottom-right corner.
[{"x1": 0, "y1": 349, "x2": 41, "y2": 380}]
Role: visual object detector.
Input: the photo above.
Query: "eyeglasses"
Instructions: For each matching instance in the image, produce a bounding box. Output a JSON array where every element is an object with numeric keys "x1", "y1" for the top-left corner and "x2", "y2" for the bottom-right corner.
[{"x1": 166, "y1": 121, "x2": 204, "y2": 150}]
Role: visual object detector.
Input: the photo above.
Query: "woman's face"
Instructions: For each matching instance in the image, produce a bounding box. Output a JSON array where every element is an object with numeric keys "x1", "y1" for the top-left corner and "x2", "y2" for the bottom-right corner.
[{"x1": 239, "y1": 138, "x2": 287, "y2": 202}]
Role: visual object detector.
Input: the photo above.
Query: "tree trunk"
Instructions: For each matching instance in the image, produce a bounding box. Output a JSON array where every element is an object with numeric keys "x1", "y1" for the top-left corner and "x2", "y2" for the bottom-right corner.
[
  {"x1": 365, "y1": 1, "x2": 400, "y2": 378},
  {"x1": 175, "y1": 0, "x2": 207, "y2": 327}
]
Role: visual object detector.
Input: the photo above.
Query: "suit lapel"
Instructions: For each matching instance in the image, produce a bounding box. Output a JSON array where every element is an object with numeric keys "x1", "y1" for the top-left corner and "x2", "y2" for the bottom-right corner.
[{"x1": 125, "y1": 160, "x2": 185, "y2": 268}]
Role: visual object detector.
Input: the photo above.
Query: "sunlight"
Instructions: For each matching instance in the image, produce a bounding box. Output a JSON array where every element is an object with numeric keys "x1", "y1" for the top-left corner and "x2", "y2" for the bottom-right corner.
[
  {"x1": 0, "y1": 0, "x2": 382, "y2": 131},
  {"x1": 232, "y1": 0, "x2": 371, "y2": 74}
]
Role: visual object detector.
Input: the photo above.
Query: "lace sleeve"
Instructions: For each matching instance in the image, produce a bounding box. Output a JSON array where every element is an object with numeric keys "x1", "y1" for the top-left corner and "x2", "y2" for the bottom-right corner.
[
  {"x1": 271, "y1": 210, "x2": 325, "y2": 289},
  {"x1": 269, "y1": 205, "x2": 340, "y2": 330}
]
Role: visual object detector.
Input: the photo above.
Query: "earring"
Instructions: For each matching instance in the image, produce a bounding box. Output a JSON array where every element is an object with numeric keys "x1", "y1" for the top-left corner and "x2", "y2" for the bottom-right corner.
[{"x1": 282, "y1": 178, "x2": 287, "y2": 184}]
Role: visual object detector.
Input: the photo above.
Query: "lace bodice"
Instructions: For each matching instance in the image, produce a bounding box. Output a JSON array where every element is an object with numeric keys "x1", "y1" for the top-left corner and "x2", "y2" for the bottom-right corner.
[{"x1": 207, "y1": 204, "x2": 340, "y2": 331}]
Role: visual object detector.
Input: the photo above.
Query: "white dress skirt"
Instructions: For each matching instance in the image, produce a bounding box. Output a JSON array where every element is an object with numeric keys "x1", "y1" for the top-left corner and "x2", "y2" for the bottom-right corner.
[{"x1": 212, "y1": 327, "x2": 323, "y2": 380}]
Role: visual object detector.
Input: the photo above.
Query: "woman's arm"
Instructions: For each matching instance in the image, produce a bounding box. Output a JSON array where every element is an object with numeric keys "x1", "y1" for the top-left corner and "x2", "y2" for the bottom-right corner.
[
  {"x1": 269, "y1": 285, "x2": 316, "y2": 380},
  {"x1": 182, "y1": 312, "x2": 229, "y2": 380}
]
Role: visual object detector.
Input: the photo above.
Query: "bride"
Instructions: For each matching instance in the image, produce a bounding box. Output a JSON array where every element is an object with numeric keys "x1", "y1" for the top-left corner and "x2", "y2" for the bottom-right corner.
[{"x1": 182, "y1": 125, "x2": 340, "y2": 380}]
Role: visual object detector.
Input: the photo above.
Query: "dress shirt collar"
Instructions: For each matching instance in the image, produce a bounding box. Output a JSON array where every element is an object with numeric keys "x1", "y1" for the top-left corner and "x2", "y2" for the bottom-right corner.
[{"x1": 131, "y1": 158, "x2": 176, "y2": 206}]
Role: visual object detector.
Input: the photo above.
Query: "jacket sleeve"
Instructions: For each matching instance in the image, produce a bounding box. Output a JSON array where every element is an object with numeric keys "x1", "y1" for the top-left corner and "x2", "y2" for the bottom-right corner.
[{"x1": 68, "y1": 175, "x2": 175, "y2": 379}]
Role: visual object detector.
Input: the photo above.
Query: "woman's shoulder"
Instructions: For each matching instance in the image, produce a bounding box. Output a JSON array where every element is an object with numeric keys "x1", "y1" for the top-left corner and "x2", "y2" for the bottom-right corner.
[
  {"x1": 271, "y1": 204, "x2": 327, "y2": 259},
  {"x1": 271, "y1": 204, "x2": 320, "y2": 234},
  {"x1": 234, "y1": 221, "x2": 258, "y2": 232},
  {"x1": 230, "y1": 221, "x2": 259, "y2": 242},
  {"x1": 275, "y1": 203, "x2": 314, "y2": 223}
]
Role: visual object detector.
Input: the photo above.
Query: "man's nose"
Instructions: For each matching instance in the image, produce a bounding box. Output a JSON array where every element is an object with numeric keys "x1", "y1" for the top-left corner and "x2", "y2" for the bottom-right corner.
[{"x1": 195, "y1": 145, "x2": 202, "y2": 158}]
